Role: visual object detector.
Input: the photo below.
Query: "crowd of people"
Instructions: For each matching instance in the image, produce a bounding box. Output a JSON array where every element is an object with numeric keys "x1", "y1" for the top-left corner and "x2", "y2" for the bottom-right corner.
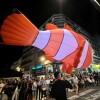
[{"x1": 0, "y1": 71, "x2": 100, "y2": 100}]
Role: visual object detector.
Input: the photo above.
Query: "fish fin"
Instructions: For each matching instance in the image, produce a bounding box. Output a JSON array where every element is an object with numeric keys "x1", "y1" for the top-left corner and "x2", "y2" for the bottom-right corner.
[
  {"x1": 45, "y1": 23, "x2": 58, "y2": 30},
  {"x1": 62, "y1": 63, "x2": 73, "y2": 74},
  {"x1": 0, "y1": 8, "x2": 38, "y2": 46},
  {"x1": 64, "y1": 23, "x2": 73, "y2": 31}
]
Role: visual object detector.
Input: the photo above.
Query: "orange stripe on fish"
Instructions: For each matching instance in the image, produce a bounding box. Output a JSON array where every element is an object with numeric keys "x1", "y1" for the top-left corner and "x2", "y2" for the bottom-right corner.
[{"x1": 43, "y1": 29, "x2": 64, "y2": 57}]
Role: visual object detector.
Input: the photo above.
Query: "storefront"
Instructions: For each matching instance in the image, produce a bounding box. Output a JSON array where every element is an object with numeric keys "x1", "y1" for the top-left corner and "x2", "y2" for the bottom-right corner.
[
  {"x1": 31, "y1": 62, "x2": 63, "y2": 77},
  {"x1": 91, "y1": 64, "x2": 100, "y2": 72}
]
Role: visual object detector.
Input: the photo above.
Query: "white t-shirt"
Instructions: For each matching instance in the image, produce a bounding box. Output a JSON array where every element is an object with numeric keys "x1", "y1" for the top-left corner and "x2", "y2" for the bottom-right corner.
[
  {"x1": 72, "y1": 77, "x2": 78, "y2": 84},
  {"x1": 33, "y1": 82, "x2": 37, "y2": 87},
  {"x1": 46, "y1": 79, "x2": 50, "y2": 85}
]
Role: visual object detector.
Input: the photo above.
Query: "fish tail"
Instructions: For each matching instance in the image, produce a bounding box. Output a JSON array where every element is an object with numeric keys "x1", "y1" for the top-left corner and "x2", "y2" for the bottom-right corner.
[{"x1": 0, "y1": 9, "x2": 38, "y2": 46}]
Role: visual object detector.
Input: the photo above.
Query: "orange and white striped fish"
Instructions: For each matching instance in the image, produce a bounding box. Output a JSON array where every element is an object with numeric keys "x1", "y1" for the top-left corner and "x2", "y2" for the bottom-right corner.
[{"x1": 0, "y1": 9, "x2": 93, "y2": 74}]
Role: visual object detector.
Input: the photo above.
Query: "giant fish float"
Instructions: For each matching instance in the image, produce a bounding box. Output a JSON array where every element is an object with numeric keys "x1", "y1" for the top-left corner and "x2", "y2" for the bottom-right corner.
[{"x1": 0, "y1": 9, "x2": 93, "y2": 74}]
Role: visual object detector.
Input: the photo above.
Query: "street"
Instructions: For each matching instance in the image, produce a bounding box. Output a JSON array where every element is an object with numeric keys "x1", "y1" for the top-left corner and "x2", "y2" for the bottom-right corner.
[{"x1": 68, "y1": 86, "x2": 100, "y2": 100}]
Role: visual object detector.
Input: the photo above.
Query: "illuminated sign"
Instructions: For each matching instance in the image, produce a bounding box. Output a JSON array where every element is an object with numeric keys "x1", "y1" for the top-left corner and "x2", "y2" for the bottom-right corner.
[{"x1": 32, "y1": 65, "x2": 43, "y2": 70}]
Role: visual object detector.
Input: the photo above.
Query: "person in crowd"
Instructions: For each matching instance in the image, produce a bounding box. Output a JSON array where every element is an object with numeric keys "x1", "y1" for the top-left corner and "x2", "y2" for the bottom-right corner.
[
  {"x1": 94, "y1": 72, "x2": 99, "y2": 86},
  {"x1": 0, "y1": 79, "x2": 5, "y2": 94},
  {"x1": 27, "y1": 80, "x2": 33, "y2": 100},
  {"x1": 4, "y1": 82, "x2": 14, "y2": 100},
  {"x1": 50, "y1": 71, "x2": 73, "y2": 100},
  {"x1": 0, "y1": 79, "x2": 5, "y2": 99},
  {"x1": 90, "y1": 75, "x2": 95, "y2": 86},
  {"x1": 32, "y1": 79, "x2": 37, "y2": 100},
  {"x1": 72, "y1": 74, "x2": 79, "y2": 95},
  {"x1": 86, "y1": 76, "x2": 93, "y2": 86},
  {"x1": 41, "y1": 78, "x2": 47, "y2": 99},
  {"x1": 45, "y1": 77, "x2": 50, "y2": 96},
  {"x1": 98, "y1": 72, "x2": 100, "y2": 84},
  {"x1": 18, "y1": 79, "x2": 27, "y2": 100},
  {"x1": 36, "y1": 77, "x2": 42, "y2": 100},
  {"x1": 49, "y1": 77, "x2": 54, "y2": 89}
]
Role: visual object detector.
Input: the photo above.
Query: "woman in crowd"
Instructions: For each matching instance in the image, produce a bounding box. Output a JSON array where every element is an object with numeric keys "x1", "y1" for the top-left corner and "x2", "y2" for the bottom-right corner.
[{"x1": 72, "y1": 74, "x2": 79, "y2": 95}]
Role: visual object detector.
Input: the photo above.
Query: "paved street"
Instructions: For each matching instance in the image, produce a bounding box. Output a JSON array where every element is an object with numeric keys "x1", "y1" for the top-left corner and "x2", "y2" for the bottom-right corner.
[{"x1": 67, "y1": 86, "x2": 100, "y2": 100}]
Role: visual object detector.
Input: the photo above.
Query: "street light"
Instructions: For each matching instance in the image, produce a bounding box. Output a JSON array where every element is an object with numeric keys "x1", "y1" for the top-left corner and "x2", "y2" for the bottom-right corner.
[
  {"x1": 44, "y1": 60, "x2": 51, "y2": 65},
  {"x1": 39, "y1": 56, "x2": 46, "y2": 62},
  {"x1": 90, "y1": 0, "x2": 100, "y2": 12},
  {"x1": 16, "y1": 66, "x2": 21, "y2": 72}
]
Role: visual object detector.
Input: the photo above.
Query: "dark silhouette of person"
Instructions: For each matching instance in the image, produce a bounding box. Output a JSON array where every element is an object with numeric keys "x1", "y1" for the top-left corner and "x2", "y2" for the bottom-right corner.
[{"x1": 50, "y1": 71, "x2": 73, "y2": 100}]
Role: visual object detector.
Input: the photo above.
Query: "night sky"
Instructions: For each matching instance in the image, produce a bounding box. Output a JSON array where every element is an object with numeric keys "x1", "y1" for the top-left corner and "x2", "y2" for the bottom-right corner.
[{"x1": 0, "y1": 0, "x2": 100, "y2": 75}]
